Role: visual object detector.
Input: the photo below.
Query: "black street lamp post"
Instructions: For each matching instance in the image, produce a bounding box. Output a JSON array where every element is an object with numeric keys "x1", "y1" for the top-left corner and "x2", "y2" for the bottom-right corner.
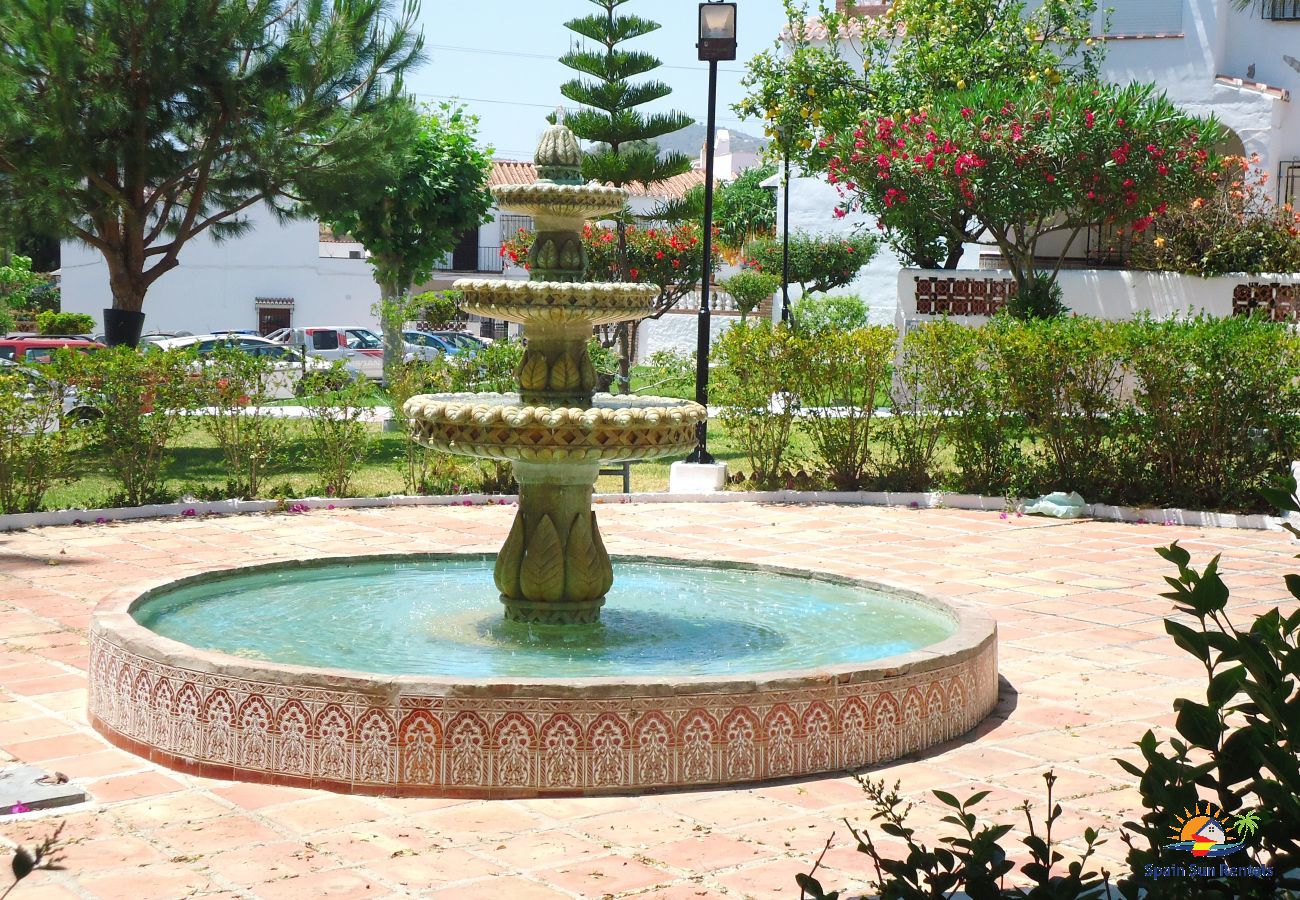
[
  {"x1": 780, "y1": 124, "x2": 792, "y2": 324},
  {"x1": 686, "y1": 1, "x2": 737, "y2": 465}
]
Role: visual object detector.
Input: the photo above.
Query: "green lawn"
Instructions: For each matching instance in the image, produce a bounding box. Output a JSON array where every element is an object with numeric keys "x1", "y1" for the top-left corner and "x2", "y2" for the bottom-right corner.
[{"x1": 39, "y1": 416, "x2": 769, "y2": 510}]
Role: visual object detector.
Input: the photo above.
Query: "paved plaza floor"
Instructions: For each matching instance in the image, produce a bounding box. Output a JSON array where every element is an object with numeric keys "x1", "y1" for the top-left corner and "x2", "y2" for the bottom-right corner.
[{"x1": 0, "y1": 501, "x2": 1292, "y2": 898}]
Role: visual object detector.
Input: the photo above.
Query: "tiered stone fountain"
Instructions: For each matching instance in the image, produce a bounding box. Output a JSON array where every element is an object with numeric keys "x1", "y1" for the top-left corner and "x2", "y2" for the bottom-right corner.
[
  {"x1": 87, "y1": 120, "x2": 998, "y2": 800},
  {"x1": 404, "y1": 120, "x2": 706, "y2": 625}
]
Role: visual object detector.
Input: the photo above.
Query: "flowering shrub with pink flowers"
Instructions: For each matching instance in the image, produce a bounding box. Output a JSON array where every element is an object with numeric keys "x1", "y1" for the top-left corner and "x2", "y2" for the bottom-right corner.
[
  {"x1": 1129, "y1": 154, "x2": 1300, "y2": 276},
  {"x1": 824, "y1": 80, "x2": 1221, "y2": 316}
]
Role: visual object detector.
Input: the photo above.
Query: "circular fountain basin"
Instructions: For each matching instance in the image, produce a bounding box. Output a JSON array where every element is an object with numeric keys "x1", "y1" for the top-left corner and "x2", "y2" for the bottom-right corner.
[{"x1": 90, "y1": 555, "x2": 998, "y2": 798}]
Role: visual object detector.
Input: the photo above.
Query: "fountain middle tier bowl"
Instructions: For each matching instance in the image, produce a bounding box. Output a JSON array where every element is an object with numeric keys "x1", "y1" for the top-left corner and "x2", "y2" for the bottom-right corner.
[
  {"x1": 404, "y1": 392, "x2": 706, "y2": 463},
  {"x1": 452, "y1": 278, "x2": 660, "y2": 327},
  {"x1": 89, "y1": 554, "x2": 999, "y2": 797}
]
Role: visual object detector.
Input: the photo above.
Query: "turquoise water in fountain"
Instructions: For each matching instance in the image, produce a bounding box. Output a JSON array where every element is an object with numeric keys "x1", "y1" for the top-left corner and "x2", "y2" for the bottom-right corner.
[{"x1": 132, "y1": 558, "x2": 955, "y2": 678}]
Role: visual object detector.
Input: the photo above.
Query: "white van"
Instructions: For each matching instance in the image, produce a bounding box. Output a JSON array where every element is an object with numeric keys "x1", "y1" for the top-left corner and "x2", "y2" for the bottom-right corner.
[{"x1": 265, "y1": 326, "x2": 389, "y2": 381}]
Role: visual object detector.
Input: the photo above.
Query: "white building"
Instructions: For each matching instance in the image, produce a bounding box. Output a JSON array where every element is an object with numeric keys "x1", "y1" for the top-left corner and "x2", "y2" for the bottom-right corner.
[
  {"x1": 60, "y1": 205, "x2": 382, "y2": 336},
  {"x1": 691, "y1": 129, "x2": 761, "y2": 181},
  {"x1": 779, "y1": 0, "x2": 1300, "y2": 325}
]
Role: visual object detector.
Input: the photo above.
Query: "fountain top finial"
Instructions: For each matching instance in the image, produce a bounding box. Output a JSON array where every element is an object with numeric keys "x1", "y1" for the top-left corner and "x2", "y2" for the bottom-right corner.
[{"x1": 535, "y1": 112, "x2": 584, "y2": 186}]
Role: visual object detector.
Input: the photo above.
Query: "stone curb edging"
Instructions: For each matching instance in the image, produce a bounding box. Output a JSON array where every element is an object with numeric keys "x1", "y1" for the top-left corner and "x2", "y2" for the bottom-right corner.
[{"x1": 0, "y1": 489, "x2": 1286, "y2": 532}]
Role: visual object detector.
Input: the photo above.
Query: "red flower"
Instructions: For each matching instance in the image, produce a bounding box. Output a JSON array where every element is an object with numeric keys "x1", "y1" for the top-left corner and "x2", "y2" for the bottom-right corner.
[
  {"x1": 655, "y1": 250, "x2": 665, "y2": 259},
  {"x1": 629, "y1": 268, "x2": 639, "y2": 279}
]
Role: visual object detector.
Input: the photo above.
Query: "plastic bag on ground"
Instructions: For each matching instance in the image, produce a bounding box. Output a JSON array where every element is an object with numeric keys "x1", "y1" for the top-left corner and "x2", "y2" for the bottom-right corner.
[{"x1": 1022, "y1": 491, "x2": 1086, "y2": 519}]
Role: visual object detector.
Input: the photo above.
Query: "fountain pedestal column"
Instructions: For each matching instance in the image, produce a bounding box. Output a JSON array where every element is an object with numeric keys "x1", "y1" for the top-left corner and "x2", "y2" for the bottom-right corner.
[{"x1": 493, "y1": 461, "x2": 613, "y2": 625}]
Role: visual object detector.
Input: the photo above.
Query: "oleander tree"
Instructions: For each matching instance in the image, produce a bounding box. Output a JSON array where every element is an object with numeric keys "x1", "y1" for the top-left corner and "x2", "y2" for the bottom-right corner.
[
  {"x1": 737, "y1": 0, "x2": 1105, "y2": 269},
  {"x1": 743, "y1": 231, "x2": 877, "y2": 297},
  {"x1": 825, "y1": 80, "x2": 1221, "y2": 316},
  {"x1": 303, "y1": 103, "x2": 493, "y2": 375},
  {"x1": 558, "y1": 0, "x2": 693, "y2": 391},
  {"x1": 0, "y1": 0, "x2": 423, "y2": 343}
]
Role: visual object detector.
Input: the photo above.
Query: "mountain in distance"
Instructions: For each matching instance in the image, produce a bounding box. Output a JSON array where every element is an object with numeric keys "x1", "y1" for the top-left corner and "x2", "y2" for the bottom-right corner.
[{"x1": 654, "y1": 123, "x2": 768, "y2": 160}]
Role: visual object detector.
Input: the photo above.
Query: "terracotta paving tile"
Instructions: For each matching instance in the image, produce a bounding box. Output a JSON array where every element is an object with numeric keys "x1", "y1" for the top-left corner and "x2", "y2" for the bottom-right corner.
[
  {"x1": 87, "y1": 771, "x2": 185, "y2": 803},
  {"x1": 425, "y1": 875, "x2": 574, "y2": 899},
  {"x1": 151, "y1": 812, "x2": 283, "y2": 854},
  {"x1": 533, "y1": 852, "x2": 676, "y2": 895},
  {"x1": 0, "y1": 502, "x2": 1293, "y2": 895}
]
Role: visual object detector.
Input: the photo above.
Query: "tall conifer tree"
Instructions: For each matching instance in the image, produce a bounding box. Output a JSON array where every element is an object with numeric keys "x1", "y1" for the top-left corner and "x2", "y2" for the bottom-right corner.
[{"x1": 558, "y1": 0, "x2": 692, "y2": 391}]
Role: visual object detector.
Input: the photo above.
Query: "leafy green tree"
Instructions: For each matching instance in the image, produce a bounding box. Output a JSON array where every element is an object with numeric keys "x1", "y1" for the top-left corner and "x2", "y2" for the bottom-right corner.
[
  {"x1": 0, "y1": 255, "x2": 52, "y2": 329},
  {"x1": 738, "y1": 0, "x2": 1105, "y2": 269},
  {"x1": 744, "y1": 232, "x2": 877, "y2": 297},
  {"x1": 306, "y1": 103, "x2": 493, "y2": 374},
  {"x1": 559, "y1": 0, "x2": 693, "y2": 391},
  {"x1": 0, "y1": 0, "x2": 423, "y2": 342},
  {"x1": 660, "y1": 164, "x2": 778, "y2": 252},
  {"x1": 720, "y1": 270, "x2": 778, "y2": 322}
]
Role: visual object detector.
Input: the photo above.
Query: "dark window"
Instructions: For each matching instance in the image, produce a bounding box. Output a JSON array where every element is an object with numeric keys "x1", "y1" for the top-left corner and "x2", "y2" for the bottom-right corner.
[
  {"x1": 258, "y1": 307, "x2": 291, "y2": 336},
  {"x1": 0, "y1": 346, "x2": 16, "y2": 361},
  {"x1": 451, "y1": 228, "x2": 478, "y2": 270},
  {"x1": 1281, "y1": 159, "x2": 1300, "y2": 205},
  {"x1": 1263, "y1": 0, "x2": 1300, "y2": 20},
  {"x1": 311, "y1": 330, "x2": 340, "y2": 351},
  {"x1": 346, "y1": 329, "x2": 381, "y2": 349}
]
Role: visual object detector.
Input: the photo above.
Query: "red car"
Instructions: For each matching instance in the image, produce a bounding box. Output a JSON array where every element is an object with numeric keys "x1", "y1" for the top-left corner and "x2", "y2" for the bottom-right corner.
[{"x1": 0, "y1": 337, "x2": 104, "y2": 365}]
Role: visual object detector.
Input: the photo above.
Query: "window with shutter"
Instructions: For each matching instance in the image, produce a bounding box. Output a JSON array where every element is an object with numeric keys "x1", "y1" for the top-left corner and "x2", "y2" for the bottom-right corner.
[{"x1": 1097, "y1": 0, "x2": 1183, "y2": 35}]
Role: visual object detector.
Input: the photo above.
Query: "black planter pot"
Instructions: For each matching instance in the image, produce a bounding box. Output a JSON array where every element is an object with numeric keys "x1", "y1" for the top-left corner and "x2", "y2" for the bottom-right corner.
[{"x1": 102, "y1": 308, "x2": 146, "y2": 347}]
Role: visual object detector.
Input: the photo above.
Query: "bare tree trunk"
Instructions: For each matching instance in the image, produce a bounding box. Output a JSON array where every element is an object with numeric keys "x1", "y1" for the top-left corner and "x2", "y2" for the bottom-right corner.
[{"x1": 380, "y1": 280, "x2": 405, "y2": 383}]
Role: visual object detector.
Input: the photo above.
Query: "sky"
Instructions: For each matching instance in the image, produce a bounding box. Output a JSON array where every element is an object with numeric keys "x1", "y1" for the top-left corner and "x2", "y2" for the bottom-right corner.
[{"x1": 406, "y1": 1, "x2": 791, "y2": 162}]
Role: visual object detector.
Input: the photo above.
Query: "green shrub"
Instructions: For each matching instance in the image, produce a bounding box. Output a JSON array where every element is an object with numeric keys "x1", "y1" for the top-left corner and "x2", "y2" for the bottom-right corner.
[
  {"x1": 794, "y1": 326, "x2": 894, "y2": 490},
  {"x1": 636, "y1": 348, "x2": 695, "y2": 398},
  {"x1": 916, "y1": 319, "x2": 1026, "y2": 496},
  {"x1": 52, "y1": 347, "x2": 200, "y2": 506},
  {"x1": 989, "y1": 316, "x2": 1127, "y2": 500},
  {"x1": 792, "y1": 293, "x2": 870, "y2": 333},
  {"x1": 720, "y1": 270, "x2": 778, "y2": 322},
  {"x1": 0, "y1": 370, "x2": 79, "y2": 513},
  {"x1": 199, "y1": 347, "x2": 291, "y2": 497},
  {"x1": 712, "y1": 321, "x2": 801, "y2": 487},
  {"x1": 449, "y1": 337, "x2": 523, "y2": 393},
  {"x1": 409, "y1": 290, "x2": 462, "y2": 331},
  {"x1": 1123, "y1": 315, "x2": 1300, "y2": 511},
  {"x1": 35, "y1": 311, "x2": 95, "y2": 336},
  {"x1": 300, "y1": 365, "x2": 373, "y2": 497},
  {"x1": 876, "y1": 324, "x2": 951, "y2": 490},
  {"x1": 799, "y1": 530, "x2": 1300, "y2": 898},
  {"x1": 386, "y1": 357, "x2": 457, "y2": 494}
]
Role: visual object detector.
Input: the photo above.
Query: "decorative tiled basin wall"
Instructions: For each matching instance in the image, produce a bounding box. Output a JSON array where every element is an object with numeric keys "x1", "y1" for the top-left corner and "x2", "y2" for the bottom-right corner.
[{"x1": 89, "y1": 558, "x2": 998, "y2": 798}]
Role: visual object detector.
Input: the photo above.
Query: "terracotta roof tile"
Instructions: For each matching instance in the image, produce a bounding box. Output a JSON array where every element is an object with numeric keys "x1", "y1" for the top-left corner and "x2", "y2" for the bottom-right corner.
[{"x1": 488, "y1": 161, "x2": 707, "y2": 201}]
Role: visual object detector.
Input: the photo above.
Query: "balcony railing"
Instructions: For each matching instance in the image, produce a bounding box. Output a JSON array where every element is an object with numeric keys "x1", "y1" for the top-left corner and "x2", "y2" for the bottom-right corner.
[
  {"x1": 433, "y1": 246, "x2": 504, "y2": 273},
  {"x1": 1264, "y1": 0, "x2": 1300, "y2": 19}
]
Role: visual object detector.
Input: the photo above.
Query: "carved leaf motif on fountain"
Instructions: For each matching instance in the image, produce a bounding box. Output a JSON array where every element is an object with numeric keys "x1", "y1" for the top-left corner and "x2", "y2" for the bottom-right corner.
[
  {"x1": 520, "y1": 514, "x2": 565, "y2": 603},
  {"x1": 563, "y1": 511, "x2": 604, "y2": 602}
]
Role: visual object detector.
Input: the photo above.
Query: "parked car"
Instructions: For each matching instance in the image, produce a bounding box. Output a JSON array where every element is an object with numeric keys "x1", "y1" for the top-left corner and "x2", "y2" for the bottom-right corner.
[
  {"x1": 265, "y1": 326, "x2": 393, "y2": 382},
  {"x1": 401, "y1": 331, "x2": 455, "y2": 360},
  {"x1": 431, "y1": 331, "x2": 488, "y2": 354},
  {"x1": 143, "y1": 334, "x2": 354, "y2": 400},
  {"x1": 0, "y1": 358, "x2": 99, "y2": 429},
  {"x1": 0, "y1": 337, "x2": 104, "y2": 365}
]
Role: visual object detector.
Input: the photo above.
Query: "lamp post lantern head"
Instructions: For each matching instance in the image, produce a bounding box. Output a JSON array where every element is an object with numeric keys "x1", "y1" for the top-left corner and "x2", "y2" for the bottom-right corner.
[{"x1": 697, "y1": 2, "x2": 737, "y2": 61}]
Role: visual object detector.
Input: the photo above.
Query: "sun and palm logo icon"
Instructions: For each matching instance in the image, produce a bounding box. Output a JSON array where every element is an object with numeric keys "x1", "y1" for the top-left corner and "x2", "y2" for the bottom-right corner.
[{"x1": 1162, "y1": 801, "x2": 1255, "y2": 858}]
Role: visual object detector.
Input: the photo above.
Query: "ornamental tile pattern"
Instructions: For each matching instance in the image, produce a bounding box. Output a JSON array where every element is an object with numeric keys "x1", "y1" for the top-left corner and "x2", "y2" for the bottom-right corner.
[{"x1": 88, "y1": 625, "x2": 997, "y2": 797}]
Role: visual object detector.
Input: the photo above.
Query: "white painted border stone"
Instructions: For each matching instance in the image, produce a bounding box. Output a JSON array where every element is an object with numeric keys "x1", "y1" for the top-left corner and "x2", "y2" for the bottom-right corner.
[{"x1": 2, "y1": 489, "x2": 1288, "y2": 532}]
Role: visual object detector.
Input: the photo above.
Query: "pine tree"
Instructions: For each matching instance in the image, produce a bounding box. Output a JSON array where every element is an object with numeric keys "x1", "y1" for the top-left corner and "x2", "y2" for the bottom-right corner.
[{"x1": 558, "y1": 0, "x2": 693, "y2": 391}]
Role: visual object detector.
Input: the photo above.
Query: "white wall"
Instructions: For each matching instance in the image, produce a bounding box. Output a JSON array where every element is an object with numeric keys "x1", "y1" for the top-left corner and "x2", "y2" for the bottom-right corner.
[
  {"x1": 60, "y1": 204, "x2": 382, "y2": 335},
  {"x1": 636, "y1": 313, "x2": 738, "y2": 363},
  {"x1": 897, "y1": 267, "x2": 1300, "y2": 334}
]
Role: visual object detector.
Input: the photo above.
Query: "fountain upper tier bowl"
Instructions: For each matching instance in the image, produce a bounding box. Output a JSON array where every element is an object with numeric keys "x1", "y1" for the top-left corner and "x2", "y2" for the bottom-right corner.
[
  {"x1": 405, "y1": 392, "x2": 705, "y2": 464},
  {"x1": 490, "y1": 182, "x2": 627, "y2": 222}
]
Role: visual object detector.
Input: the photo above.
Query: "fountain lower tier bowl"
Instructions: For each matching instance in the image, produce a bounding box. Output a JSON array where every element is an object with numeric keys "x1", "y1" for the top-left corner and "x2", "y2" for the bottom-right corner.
[
  {"x1": 404, "y1": 393, "x2": 705, "y2": 463},
  {"x1": 89, "y1": 554, "x2": 998, "y2": 798},
  {"x1": 452, "y1": 279, "x2": 660, "y2": 327}
]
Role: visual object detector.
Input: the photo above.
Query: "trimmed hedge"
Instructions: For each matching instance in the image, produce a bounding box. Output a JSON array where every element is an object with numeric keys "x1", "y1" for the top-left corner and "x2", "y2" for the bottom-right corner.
[{"x1": 712, "y1": 315, "x2": 1300, "y2": 512}]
